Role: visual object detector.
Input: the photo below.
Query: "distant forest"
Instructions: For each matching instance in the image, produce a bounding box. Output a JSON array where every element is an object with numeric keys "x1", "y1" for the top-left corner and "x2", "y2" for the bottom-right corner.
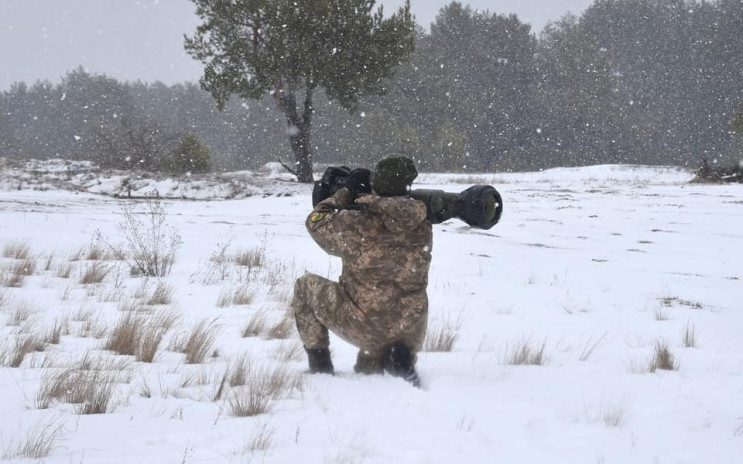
[{"x1": 1, "y1": 0, "x2": 742, "y2": 174}]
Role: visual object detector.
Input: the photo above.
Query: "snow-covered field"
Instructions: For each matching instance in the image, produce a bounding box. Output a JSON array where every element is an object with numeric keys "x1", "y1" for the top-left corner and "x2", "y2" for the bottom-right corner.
[{"x1": 0, "y1": 164, "x2": 741, "y2": 463}]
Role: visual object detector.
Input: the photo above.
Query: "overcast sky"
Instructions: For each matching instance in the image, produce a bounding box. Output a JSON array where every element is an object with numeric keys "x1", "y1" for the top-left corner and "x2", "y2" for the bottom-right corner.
[{"x1": 0, "y1": 0, "x2": 594, "y2": 91}]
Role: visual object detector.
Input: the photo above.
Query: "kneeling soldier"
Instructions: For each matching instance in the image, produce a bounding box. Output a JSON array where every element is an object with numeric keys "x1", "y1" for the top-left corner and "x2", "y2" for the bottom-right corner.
[{"x1": 292, "y1": 156, "x2": 432, "y2": 386}]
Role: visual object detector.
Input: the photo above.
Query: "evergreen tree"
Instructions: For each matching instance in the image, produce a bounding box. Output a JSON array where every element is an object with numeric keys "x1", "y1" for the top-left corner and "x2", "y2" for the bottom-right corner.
[
  {"x1": 184, "y1": 0, "x2": 415, "y2": 182},
  {"x1": 398, "y1": 2, "x2": 537, "y2": 171},
  {"x1": 581, "y1": 0, "x2": 705, "y2": 164},
  {"x1": 59, "y1": 68, "x2": 136, "y2": 164},
  {"x1": 170, "y1": 133, "x2": 211, "y2": 173},
  {"x1": 0, "y1": 93, "x2": 19, "y2": 155},
  {"x1": 534, "y1": 14, "x2": 624, "y2": 168}
]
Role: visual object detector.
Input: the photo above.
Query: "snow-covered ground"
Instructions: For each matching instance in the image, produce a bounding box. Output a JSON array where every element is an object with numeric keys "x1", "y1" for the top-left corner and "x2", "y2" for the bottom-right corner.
[
  {"x1": 1, "y1": 163, "x2": 741, "y2": 463},
  {"x1": 0, "y1": 159, "x2": 303, "y2": 200}
]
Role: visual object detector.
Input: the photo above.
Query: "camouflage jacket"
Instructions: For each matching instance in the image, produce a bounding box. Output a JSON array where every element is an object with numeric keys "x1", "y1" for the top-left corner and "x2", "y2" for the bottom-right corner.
[{"x1": 306, "y1": 188, "x2": 433, "y2": 316}]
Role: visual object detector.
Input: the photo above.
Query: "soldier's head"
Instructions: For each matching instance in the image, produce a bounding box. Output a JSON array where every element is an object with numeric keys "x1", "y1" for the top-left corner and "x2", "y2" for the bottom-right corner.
[{"x1": 371, "y1": 155, "x2": 418, "y2": 197}]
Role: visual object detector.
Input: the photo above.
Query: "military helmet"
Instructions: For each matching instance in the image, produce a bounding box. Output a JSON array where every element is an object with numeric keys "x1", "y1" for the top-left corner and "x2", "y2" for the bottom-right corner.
[{"x1": 371, "y1": 155, "x2": 418, "y2": 197}]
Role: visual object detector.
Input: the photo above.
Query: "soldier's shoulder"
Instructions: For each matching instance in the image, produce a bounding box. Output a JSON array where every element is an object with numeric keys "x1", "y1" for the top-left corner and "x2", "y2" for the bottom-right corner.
[{"x1": 357, "y1": 194, "x2": 427, "y2": 220}]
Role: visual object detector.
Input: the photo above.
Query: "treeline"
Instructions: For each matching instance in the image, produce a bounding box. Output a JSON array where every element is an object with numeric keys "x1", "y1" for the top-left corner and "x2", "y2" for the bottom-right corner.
[{"x1": 1, "y1": 0, "x2": 742, "y2": 173}]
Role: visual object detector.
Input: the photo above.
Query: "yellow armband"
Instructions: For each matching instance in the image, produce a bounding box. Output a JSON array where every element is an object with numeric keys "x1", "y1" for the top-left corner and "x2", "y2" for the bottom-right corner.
[{"x1": 309, "y1": 212, "x2": 329, "y2": 222}]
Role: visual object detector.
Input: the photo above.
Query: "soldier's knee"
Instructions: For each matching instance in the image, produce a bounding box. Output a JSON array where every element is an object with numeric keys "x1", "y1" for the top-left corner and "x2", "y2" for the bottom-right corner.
[
  {"x1": 297, "y1": 273, "x2": 329, "y2": 290},
  {"x1": 292, "y1": 274, "x2": 322, "y2": 309}
]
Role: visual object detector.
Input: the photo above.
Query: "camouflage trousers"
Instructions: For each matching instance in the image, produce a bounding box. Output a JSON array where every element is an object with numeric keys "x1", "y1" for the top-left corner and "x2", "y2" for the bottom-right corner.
[{"x1": 291, "y1": 273, "x2": 427, "y2": 372}]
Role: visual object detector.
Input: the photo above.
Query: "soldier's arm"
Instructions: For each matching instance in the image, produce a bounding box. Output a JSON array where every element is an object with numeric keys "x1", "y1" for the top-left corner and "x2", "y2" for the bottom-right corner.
[{"x1": 306, "y1": 188, "x2": 361, "y2": 256}]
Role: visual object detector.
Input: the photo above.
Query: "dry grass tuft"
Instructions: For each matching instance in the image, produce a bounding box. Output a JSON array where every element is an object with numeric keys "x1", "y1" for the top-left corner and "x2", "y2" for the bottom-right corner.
[
  {"x1": 267, "y1": 363, "x2": 304, "y2": 393},
  {"x1": 98, "y1": 287, "x2": 125, "y2": 303},
  {"x1": 227, "y1": 363, "x2": 303, "y2": 417},
  {"x1": 273, "y1": 341, "x2": 303, "y2": 363},
  {"x1": 68, "y1": 246, "x2": 85, "y2": 262},
  {"x1": 79, "y1": 262, "x2": 111, "y2": 284},
  {"x1": 217, "y1": 285, "x2": 255, "y2": 307},
  {"x1": 602, "y1": 402, "x2": 627, "y2": 427},
  {"x1": 69, "y1": 241, "x2": 116, "y2": 262},
  {"x1": 146, "y1": 281, "x2": 174, "y2": 306},
  {"x1": 137, "y1": 378, "x2": 153, "y2": 398},
  {"x1": 1, "y1": 260, "x2": 36, "y2": 287},
  {"x1": 1, "y1": 333, "x2": 47, "y2": 367},
  {"x1": 682, "y1": 322, "x2": 697, "y2": 348},
  {"x1": 2, "y1": 415, "x2": 66, "y2": 460},
  {"x1": 132, "y1": 279, "x2": 151, "y2": 299},
  {"x1": 105, "y1": 311, "x2": 179, "y2": 362},
  {"x1": 42, "y1": 253, "x2": 55, "y2": 271},
  {"x1": 584, "y1": 400, "x2": 628, "y2": 427},
  {"x1": 242, "y1": 309, "x2": 269, "y2": 338},
  {"x1": 260, "y1": 260, "x2": 297, "y2": 288},
  {"x1": 138, "y1": 311, "x2": 179, "y2": 363},
  {"x1": 269, "y1": 285, "x2": 292, "y2": 304},
  {"x1": 6, "y1": 298, "x2": 35, "y2": 326},
  {"x1": 104, "y1": 312, "x2": 142, "y2": 356},
  {"x1": 35, "y1": 354, "x2": 130, "y2": 414},
  {"x1": 234, "y1": 247, "x2": 265, "y2": 268},
  {"x1": 213, "y1": 355, "x2": 253, "y2": 401},
  {"x1": 579, "y1": 333, "x2": 608, "y2": 362},
  {"x1": 118, "y1": 298, "x2": 147, "y2": 313},
  {"x1": 45, "y1": 318, "x2": 67, "y2": 344},
  {"x1": 182, "y1": 319, "x2": 219, "y2": 364},
  {"x1": 505, "y1": 338, "x2": 547, "y2": 366},
  {"x1": 229, "y1": 355, "x2": 252, "y2": 387},
  {"x1": 213, "y1": 371, "x2": 230, "y2": 402},
  {"x1": 654, "y1": 308, "x2": 669, "y2": 321},
  {"x1": 12, "y1": 258, "x2": 37, "y2": 276},
  {"x1": 266, "y1": 316, "x2": 294, "y2": 340},
  {"x1": 1, "y1": 270, "x2": 20, "y2": 288},
  {"x1": 3, "y1": 240, "x2": 32, "y2": 260},
  {"x1": 76, "y1": 312, "x2": 108, "y2": 339},
  {"x1": 55, "y1": 263, "x2": 74, "y2": 279},
  {"x1": 649, "y1": 341, "x2": 678, "y2": 372},
  {"x1": 735, "y1": 421, "x2": 743, "y2": 438},
  {"x1": 180, "y1": 367, "x2": 214, "y2": 388},
  {"x1": 71, "y1": 307, "x2": 93, "y2": 322},
  {"x1": 85, "y1": 242, "x2": 116, "y2": 261},
  {"x1": 602, "y1": 405, "x2": 627, "y2": 427},
  {"x1": 423, "y1": 314, "x2": 462, "y2": 352},
  {"x1": 215, "y1": 290, "x2": 231, "y2": 308},
  {"x1": 232, "y1": 285, "x2": 255, "y2": 305},
  {"x1": 242, "y1": 422, "x2": 275, "y2": 454}
]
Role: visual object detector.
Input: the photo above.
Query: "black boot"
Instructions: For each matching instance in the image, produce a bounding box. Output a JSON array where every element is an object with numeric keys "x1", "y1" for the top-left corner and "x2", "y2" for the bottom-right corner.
[
  {"x1": 383, "y1": 342, "x2": 421, "y2": 387},
  {"x1": 305, "y1": 347, "x2": 334, "y2": 374}
]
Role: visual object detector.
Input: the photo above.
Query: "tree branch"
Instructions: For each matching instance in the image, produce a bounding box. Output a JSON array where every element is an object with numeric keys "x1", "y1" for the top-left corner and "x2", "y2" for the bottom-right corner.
[{"x1": 278, "y1": 159, "x2": 298, "y2": 177}]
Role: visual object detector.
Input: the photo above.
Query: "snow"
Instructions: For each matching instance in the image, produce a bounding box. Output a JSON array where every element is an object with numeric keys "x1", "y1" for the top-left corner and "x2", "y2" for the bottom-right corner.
[
  {"x1": 0, "y1": 159, "x2": 304, "y2": 200},
  {"x1": 1, "y1": 163, "x2": 742, "y2": 463}
]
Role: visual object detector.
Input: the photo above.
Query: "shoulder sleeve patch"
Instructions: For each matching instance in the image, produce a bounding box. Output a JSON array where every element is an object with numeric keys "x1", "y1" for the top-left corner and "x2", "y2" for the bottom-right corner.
[{"x1": 309, "y1": 212, "x2": 329, "y2": 223}]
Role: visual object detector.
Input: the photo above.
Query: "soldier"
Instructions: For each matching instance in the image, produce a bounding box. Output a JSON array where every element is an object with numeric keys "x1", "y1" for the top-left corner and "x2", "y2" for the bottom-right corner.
[{"x1": 292, "y1": 155, "x2": 432, "y2": 386}]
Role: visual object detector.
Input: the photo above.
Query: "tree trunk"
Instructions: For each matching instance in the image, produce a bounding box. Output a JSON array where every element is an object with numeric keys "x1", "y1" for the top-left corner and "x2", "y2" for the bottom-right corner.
[{"x1": 278, "y1": 85, "x2": 315, "y2": 183}]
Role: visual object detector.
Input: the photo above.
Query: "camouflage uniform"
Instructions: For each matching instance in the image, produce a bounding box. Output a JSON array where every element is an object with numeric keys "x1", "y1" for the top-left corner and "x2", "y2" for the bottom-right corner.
[{"x1": 292, "y1": 188, "x2": 433, "y2": 372}]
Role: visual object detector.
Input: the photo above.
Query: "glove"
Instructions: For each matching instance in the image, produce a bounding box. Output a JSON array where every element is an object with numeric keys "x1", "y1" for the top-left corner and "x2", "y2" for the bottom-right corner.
[
  {"x1": 312, "y1": 166, "x2": 350, "y2": 207},
  {"x1": 345, "y1": 168, "x2": 372, "y2": 200}
]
